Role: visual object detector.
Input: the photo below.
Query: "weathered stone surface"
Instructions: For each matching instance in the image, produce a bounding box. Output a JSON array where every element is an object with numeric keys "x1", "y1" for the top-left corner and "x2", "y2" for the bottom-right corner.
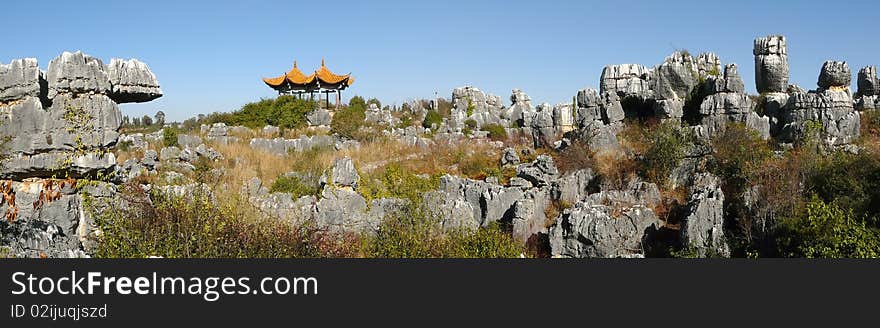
[
  {"x1": 0, "y1": 58, "x2": 44, "y2": 102},
  {"x1": 695, "y1": 52, "x2": 722, "y2": 77},
  {"x1": 754, "y1": 35, "x2": 789, "y2": 93},
  {"x1": 681, "y1": 173, "x2": 729, "y2": 257},
  {"x1": 549, "y1": 199, "x2": 659, "y2": 258},
  {"x1": 555, "y1": 169, "x2": 595, "y2": 204},
  {"x1": 857, "y1": 66, "x2": 879, "y2": 97},
  {"x1": 1, "y1": 180, "x2": 117, "y2": 258},
  {"x1": 505, "y1": 89, "x2": 532, "y2": 124},
  {"x1": 307, "y1": 109, "x2": 331, "y2": 126},
  {"x1": 600, "y1": 64, "x2": 653, "y2": 98},
  {"x1": 249, "y1": 135, "x2": 336, "y2": 155},
  {"x1": 106, "y1": 58, "x2": 162, "y2": 103},
  {"x1": 46, "y1": 51, "x2": 111, "y2": 98},
  {"x1": 707, "y1": 64, "x2": 745, "y2": 94},
  {"x1": 516, "y1": 155, "x2": 559, "y2": 188},
  {"x1": 652, "y1": 51, "x2": 699, "y2": 100},
  {"x1": 177, "y1": 134, "x2": 203, "y2": 148},
  {"x1": 529, "y1": 104, "x2": 557, "y2": 148},
  {"x1": 781, "y1": 90, "x2": 860, "y2": 145},
  {"x1": 500, "y1": 147, "x2": 520, "y2": 166},
  {"x1": 320, "y1": 157, "x2": 359, "y2": 189},
  {"x1": 697, "y1": 93, "x2": 769, "y2": 139},
  {"x1": 817, "y1": 60, "x2": 851, "y2": 90}
]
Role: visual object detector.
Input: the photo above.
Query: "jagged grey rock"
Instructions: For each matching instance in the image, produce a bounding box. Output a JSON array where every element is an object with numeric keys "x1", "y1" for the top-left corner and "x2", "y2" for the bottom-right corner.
[
  {"x1": 0, "y1": 58, "x2": 44, "y2": 102},
  {"x1": 46, "y1": 51, "x2": 111, "y2": 99},
  {"x1": 516, "y1": 155, "x2": 559, "y2": 188},
  {"x1": 500, "y1": 147, "x2": 520, "y2": 166},
  {"x1": 600, "y1": 64, "x2": 653, "y2": 98},
  {"x1": 555, "y1": 169, "x2": 595, "y2": 204},
  {"x1": 177, "y1": 134, "x2": 203, "y2": 148},
  {"x1": 652, "y1": 51, "x2": 699, "y2": 101},
  {"x1": 857, "y1": 66, "x2": 879, "y2": 97},
  {"x1": 781, "y1": 90, "x2": 860, "y2": 145},
  {"x1": 106, "y1": 58, "x2": 162, "y2": 103},
  {"x1": 320, "y1": 157, "x2": 359, "y2": 189},
  {"x1": 680, "y1": 173, "x2": 729, "y2": 257},
  {"x1": 307, "y1": 109, "x2": 331, "y2": 126},
  {"x1": 753, "y1": 35, "x2": 789, "y2": 93},
  {"x1": 817, "y1": 60, "x2": 851, "y2": 90},
  {"x1": 549, "y1": 199, "x2": 659, "y2": 258},
  {"x1": 695, "y1": 52, "x2": 722, "y2": 77}
]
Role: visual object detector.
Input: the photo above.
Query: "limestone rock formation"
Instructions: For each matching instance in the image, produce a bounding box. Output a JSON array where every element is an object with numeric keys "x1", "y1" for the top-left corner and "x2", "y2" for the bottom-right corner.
[
  {"x1": 516, "y1": 155, "x2": 559, "y2": 188},
  {"x1": 857, "y1": 66, "x2": 879, "y2": 97},
  {"x1": 697, "y1": 64, "x2": 770, "y2": 139},
  {"x1": 549, "y1": 197, "x2": 659, "y2": 258},
  {"x1": 600, "y1": 64, "x2": 653, "y2": 99},
  {"x1": 781, "y1": 89, "x2": 860, "y2": 145},
  {"x1": 754, "y1": 35, "x2": 789, "y2": 93},
  {"x1": 680, "y1": 173, "x2": 729, "y2": 257},
  {"x1": 652, "y1": 51, "x2": 699, "y2": 101},
  {"x1": 0, "y1": 58, "x2": 44, "y2": 102},
  {"x1": 817, "y1": 60, "x2": 851, "y2": 90},
  {"x1": 106, "y1": 58, "x2": 163, "y2": 103}
]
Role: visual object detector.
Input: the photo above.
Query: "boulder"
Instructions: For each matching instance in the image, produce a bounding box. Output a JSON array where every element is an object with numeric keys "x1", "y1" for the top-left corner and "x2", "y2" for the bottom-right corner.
[
  {"x1": 549, "y1": 199, "x2": 659, "y2": 258},
  {"x1": 516, "y1": 155, "x2": 559, "y2": 188},
  {"x1": 817, "y1": 60, "x2": 851, "y2": 90},
  {"x1": 320, "y1": 157, "x2": 359, "y2": 189},
  {"x1": 500, "y1": 147, "x2": 520, "y2": 166},
  {"x1": 307, "y1": 109, "x2": 331, "y2": 126},
  {"x1": 753, "y1": 35, "x2": 789, "y2": 93},
  {"x1": 106, "y1": 58, "x2": 162, "y2": 103}
]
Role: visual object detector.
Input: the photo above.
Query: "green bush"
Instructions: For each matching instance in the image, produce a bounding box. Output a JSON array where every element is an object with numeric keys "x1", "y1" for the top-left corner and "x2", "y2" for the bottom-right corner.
[
  {"x1": 778, "y1": 196, "x2": 880, "y2": 258},
  {"x1": 481, "y1": 123, "x2": 508, "y2": 141},
  {"x1": 270, "y1": 174, "x2": 320, "y2": 199},
  {"x1": 205, "y1": 95, "x2": 315, "y2": 129},
  {"x1": 330, "y1": 96, "x2": 367, "y2": 139},
  {"x1": 711, "y1": 123, "x2": 773, "y2": 193},
  {"x1": 640, "y1": 121, "x2": 691, "y2": 186},
  {"x1": 358, "y1": 163, "x2": 440, "y2": 204},
  {"x1": 366, "y1": 213, "x2": 523, "y2": 258},
  {"x1": 422, "y1": 110, "x2": 443, "y2": 129},
  {"x1": 807, "y1": 150, "x2": 880, "y2": 226},
  {"x1": 162, "y1": 126, "x2": 179, "y2": 147},
  {"x1": 93, "y1": 186, "x2": 336, "y2": 258}
]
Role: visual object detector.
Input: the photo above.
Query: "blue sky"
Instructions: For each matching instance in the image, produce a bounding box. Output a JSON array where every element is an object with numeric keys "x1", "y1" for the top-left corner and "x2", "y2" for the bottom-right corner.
[{"x1": 2, "y1": 0, "x2": 878, "y2": 121}]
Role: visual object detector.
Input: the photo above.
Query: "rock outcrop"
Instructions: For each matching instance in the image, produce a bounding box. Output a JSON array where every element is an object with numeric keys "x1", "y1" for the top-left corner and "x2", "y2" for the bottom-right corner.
[
  {"x1": 856, "y1": 66, "x2": 880, "y2": 110},
  {"x1": 0, "y1": 51, "x2": 161, "y2": 257},
  {"x1": 680, "y1": 173, "x2": 729, "y2": 257},
  {"x1": 817, "y1": 60, "x2": 851, "y2": 91},
  {"x1": 753, "y1": 35, "x2": 789, "y2": 93},
  {"x1": 697, "y1": 64, "x2": 770, "y2": 139}
]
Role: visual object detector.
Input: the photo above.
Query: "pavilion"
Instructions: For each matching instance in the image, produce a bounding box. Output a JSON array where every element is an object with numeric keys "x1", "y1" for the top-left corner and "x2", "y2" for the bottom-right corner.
[{"x1": 262, "y1": 59, "x2": 355, "y2": 109}]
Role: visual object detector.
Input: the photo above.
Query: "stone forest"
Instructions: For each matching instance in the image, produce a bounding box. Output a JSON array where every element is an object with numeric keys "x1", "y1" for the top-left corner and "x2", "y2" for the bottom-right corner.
[{"x1": 2, "y1": 34, "x2": 879, "y2": 258}]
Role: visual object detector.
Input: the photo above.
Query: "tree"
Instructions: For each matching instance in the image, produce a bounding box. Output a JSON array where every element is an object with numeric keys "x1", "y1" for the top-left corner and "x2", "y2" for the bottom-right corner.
[{"x1": 141, "y1": 115, "x2": 153, "y2": 126}]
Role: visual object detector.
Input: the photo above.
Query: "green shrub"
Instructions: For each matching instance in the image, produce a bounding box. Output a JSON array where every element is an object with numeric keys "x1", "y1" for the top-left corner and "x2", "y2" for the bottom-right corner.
[
  {"x1": 358, "y1": 163, "x2": 440, "y2": 204},
  {"x1": 366, "y1": 212, "x2": 523, "y2": 258},
  {"x1": 162, "y1": 126, "x2": 179, "y2": 147},
  {"x1": 465, "y1": 119, "x2": 478, "y2": 129},
  {"x1": 331, "y1": 96, "x2": 367, "y2": 139},
  {"x1": 422, "y1": 110, "x2": 443, "y2": 129},
  {"x1": 205, "y1": 95, "x2": 315, "y2": 129},
  {"x1": 711, "y1": 123, "x2": 773, "y2": 193},
  {"x1": 270, "y1": 174, "x2": 320, "y2": 199},
  {"x1": 807, "y1": 150, "x2": 880, "y2": 226},
  {"x1": 778, "y1": 196, "x2": 880, "y2": 258},
  {"x1": 640, "y1": 121, "x2": 691, "y2": 186},
  {"x1": 93, "y1": 186, "x2": 338, "y2": 258},
  {"x1": 481, "y1": 123, "x2": 508, "y2": 141}
]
